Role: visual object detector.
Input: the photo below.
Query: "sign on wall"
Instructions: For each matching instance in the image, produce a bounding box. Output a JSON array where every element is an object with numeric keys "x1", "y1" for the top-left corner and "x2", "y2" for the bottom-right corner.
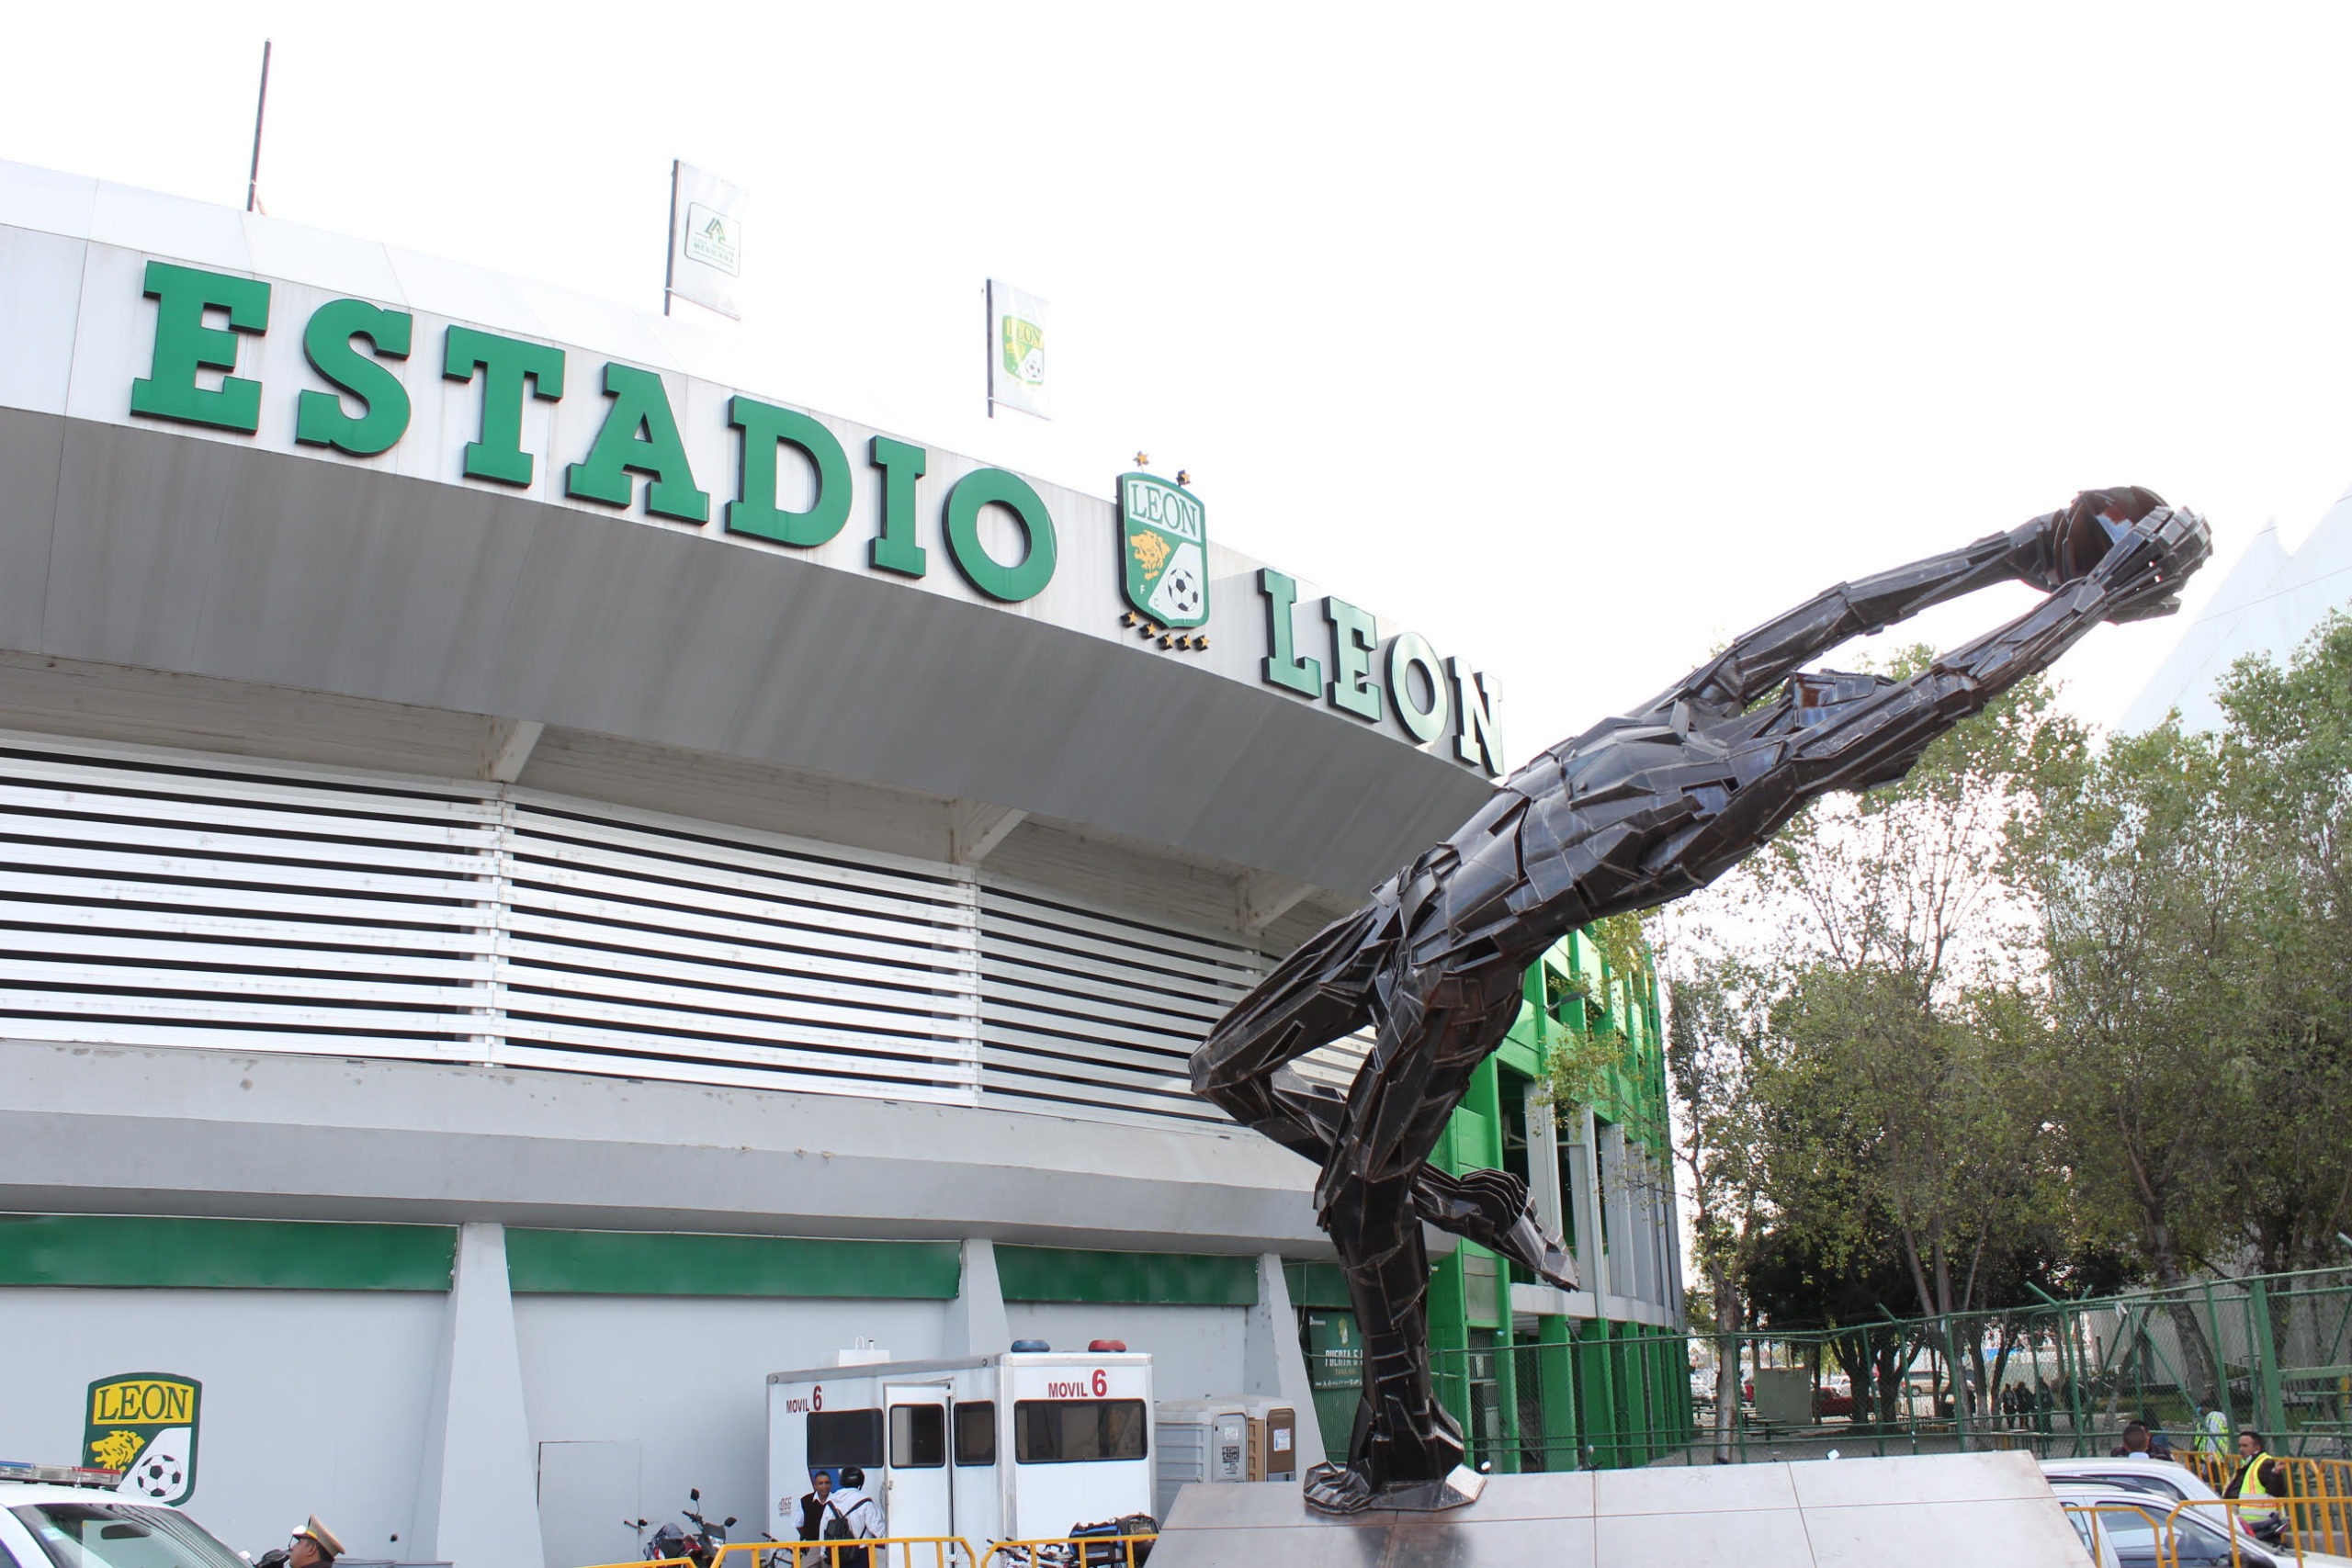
[
  {"x1": 987, "y1": 280, "x2": 1049, "y2": 420},
  {"x1": 667, "y1": 162, "x2": 747, "y2": 321},
  {"x1": 1118, "y1": 472, "x2": 1209, "y2": 632},
  {"x1": 103, "y1": 252, "x2": 1506, "y2": 774},
  {"x1": 85, "y1": 1372, "x2": 202, "y2": 1505}
]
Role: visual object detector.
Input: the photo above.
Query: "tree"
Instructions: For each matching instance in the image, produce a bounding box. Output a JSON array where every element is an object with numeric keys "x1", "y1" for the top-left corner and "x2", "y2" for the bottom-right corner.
[
  {"x1": 1660, "y1": 953, "x2": 1772, "y2": 1461},
  {"x1": 1704, "y1": 659, "x2": 2079, "y2": 1420},
  {"x1": 2211, "y1": 613, "x2": 2352, "y2": 1279}
]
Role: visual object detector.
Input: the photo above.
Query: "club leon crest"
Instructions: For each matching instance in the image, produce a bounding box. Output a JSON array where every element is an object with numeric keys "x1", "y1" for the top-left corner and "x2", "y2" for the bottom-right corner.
[
  {"x1": 85, "y1": 1372, "x2": 201, "y2": 1505},
  {"x1": 1001, "y1": 313, "x2": 1045, "y2": 388},
  {"x1": 1119, "y1": 473, "x2": 1209, "y2": 630}
]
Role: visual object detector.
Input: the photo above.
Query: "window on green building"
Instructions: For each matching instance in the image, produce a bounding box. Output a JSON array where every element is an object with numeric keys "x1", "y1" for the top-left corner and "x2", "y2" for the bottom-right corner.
[{"x1": 1499, "y1": 1069, "x2": 1539, "y2": 1286}]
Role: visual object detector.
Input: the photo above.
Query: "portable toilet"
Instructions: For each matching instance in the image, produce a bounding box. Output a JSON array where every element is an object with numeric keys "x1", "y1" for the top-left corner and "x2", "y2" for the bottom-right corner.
[
  {"x1": 1153, "y1": 1400, "x2": 1250, "y2": 1518},
  {"x1": 768, "y1": 1349, "x2": 1153, "y2": 1548},
  {"x1": 1232, "y1": 1396, "x2": 1299, "y2": 1483},
  {"x1": 1152, "y1": 1397, "x2": 1300, "y2": 1517}
]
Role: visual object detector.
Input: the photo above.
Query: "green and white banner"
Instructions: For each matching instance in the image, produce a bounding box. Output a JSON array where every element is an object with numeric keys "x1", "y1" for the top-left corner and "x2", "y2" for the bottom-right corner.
[
  {"x1": 668, "y1": 161, "x2": 746, "y2": 321},
  {"x1": 988, "y1": 279, "x2": 1049, "y2": 420}
]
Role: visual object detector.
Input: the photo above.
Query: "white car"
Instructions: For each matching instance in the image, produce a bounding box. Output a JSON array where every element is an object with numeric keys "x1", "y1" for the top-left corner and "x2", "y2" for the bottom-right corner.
[
  {"x1": 2048, "y1": 1482, "x2": 2280, "y2": 1568},
  {"x1": 0, "y1": 1464, "x2": 253, "y2": 1568},
  {"x1": 2041, "y1": 1455, "x2": 2232, "y2": 1513}
]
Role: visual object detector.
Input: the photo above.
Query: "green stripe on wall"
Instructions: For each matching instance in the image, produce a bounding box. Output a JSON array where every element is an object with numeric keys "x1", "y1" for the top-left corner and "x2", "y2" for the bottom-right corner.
[
  {"x1": 0, "y1": 1215, "x2": 455, "y2": 1291},
  {"x1": 996, "y1": 1246, "x2": 1256, "y2": 1305},
  {"x1": 503, "y1": 1230, "x2": 961, "y2": 1299},
  {"x1": 1284, "y1": 1259, "x2": 1351, "y2": 1310}
]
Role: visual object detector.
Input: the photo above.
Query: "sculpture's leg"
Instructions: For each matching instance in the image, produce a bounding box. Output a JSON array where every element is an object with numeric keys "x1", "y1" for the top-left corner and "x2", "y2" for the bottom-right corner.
[
  {"x1": 1191, "y1": 899, "x2": 1395, "y2": 1164},
  {"x1": 1412, "y1": 1167, "x2": 1577, "y2": 1292},
  {"x1": 1306, "y1": 1168, "x2": 1450, "y2": 1513},
  {"x1": 1306, "y1": 960, "x2": 1526, "y2": 1512}
]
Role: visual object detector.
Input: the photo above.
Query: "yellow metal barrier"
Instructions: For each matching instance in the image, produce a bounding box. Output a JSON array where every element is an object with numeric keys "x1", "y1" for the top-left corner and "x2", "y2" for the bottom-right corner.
[
  {"x1": 2180, "y1": 1450, "x2": 2235, "y2": 1490},
  {"x1": 2169, "y1": 1449, "x2": 2352, "y2": 1556},
  {"x1": 2278, "y1": 1455, "x2": 2352, "y2": 1559},
  {"x1": 707, "y1": 1538, "x2": 980, "y2": 1568},
  {"x1": 976, "y1": 1534, "x2": 1157, "y2": 1568}
]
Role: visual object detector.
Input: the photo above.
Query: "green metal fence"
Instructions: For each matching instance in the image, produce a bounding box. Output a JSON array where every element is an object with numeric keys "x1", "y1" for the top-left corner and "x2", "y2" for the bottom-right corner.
[{"x1": 1308, "y1": 1265, "x2": 2352, "y2": 1472}]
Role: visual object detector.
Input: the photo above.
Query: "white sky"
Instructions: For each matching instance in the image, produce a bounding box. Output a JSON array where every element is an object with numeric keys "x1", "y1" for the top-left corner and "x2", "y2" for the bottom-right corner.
[{"x1": 8, "y1": 2, "x2": 2350, "y2": 768}]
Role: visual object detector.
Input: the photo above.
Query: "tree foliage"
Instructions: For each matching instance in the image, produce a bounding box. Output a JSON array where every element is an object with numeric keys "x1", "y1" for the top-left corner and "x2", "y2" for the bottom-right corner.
[{"x1": 1658, "y1": 611, "x2": 2352, "y2": 1382}]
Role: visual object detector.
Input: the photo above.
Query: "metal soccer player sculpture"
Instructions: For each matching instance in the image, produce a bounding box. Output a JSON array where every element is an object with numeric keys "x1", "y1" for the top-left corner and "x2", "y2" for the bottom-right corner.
[{"x1": 1192, "y1": 489, "x2": 2210, "y2": 1514}]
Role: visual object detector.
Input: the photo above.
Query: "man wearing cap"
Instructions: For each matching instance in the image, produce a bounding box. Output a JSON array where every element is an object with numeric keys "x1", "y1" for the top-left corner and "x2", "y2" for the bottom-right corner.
[{"x1": 259, "y1": 1517, "x2": 344, "y2": 1568}]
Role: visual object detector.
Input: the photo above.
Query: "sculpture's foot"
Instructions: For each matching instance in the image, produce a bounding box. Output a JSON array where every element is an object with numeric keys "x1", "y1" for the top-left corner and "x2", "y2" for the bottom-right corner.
[
  {"x1": 1303, "y1": 1461, "x2": 1378, "y2": 1515},
  {"x1": 1302, "y1": 1462, "x2": 1486, "y2": 1516}
]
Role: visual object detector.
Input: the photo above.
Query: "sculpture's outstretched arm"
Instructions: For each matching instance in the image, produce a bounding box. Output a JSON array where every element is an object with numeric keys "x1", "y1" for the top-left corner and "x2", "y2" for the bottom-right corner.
[
  {"x1": 1733, "y1": 504, "x2": 2210, "y2": 812},
  {"x1": 1635, "y1": 487, "x2": 2171, "y2": 719}
]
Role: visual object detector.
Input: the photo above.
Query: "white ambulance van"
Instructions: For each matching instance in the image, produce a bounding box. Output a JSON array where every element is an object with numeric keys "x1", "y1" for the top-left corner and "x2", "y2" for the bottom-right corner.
[{"x1": 766, "y1": 1351, "x2": 1153, "y2": 1549}]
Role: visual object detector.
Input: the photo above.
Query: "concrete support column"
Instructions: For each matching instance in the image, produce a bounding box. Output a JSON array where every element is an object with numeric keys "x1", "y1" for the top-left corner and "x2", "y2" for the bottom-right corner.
[
  {"x1": 1242, "y1": 1253, "x2": 1327, "y2": 1470},
  {"x1": 1600, "y1": 1122, "x2": 1634, "y2": 1301},
  {"x1": 1524, "y1": 1080, "x2": 1563, "y2": 1239},
  {"x1": 943, "y1": 1237, "x2": 1011, "y2": 1358},
  {"x1": 1566, "y1": 1109, "x2": 1608, "y2": 1300},
  {"x1": 411, "y1": 1222, "x2": 544, "y2": 1568}
]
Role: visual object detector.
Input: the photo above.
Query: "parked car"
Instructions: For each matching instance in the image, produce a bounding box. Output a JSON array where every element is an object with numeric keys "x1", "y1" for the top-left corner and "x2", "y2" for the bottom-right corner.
[
  {"x1": 0, "y1": 1463, "x2": 254, "y2": 1568},
  {"x1": 2048, "y1": 1483, "x2": 2282, "y2": 1568},
  {"x1": 2041, "y1": 1456, "x2": 2228, "y2": 1516}
]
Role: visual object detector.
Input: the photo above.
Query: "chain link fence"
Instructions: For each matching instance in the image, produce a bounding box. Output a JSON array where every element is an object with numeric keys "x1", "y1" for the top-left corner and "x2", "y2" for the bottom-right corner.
[{"x1": 1305, "y1": 1265, "x2": 2352, "y2": 1472}]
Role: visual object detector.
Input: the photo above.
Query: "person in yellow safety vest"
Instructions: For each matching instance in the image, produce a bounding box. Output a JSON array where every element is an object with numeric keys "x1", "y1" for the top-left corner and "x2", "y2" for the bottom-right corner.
[
  {"x1": 2222, "y1": 1428, "x2": 2290, "y2": 1544},
  {"x1": 2195, "y1": 1404, "x2": 2231, "y2": 1457}
]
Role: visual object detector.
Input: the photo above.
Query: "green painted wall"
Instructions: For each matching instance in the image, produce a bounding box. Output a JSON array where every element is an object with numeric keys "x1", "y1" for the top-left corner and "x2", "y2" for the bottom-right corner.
[
  {"x1": 0, "y1": 1215, "x2": 456, "y2": 1291},
  {"x1": 995, "y1": 1247, "x2": 1256, "y2": 1306},
  {"x1": 503, "y1": 1230, "x2": 960, "y2": 1299}
]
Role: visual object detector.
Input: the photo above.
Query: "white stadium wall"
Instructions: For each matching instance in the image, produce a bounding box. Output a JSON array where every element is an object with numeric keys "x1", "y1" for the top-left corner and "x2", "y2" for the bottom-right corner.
[
  {"x1": 0, "y1": 1286, "x2": 446, "y2": 1558},
  {"x1": 0, "y1": 155, "x2": 1629, "y2": 1568}
]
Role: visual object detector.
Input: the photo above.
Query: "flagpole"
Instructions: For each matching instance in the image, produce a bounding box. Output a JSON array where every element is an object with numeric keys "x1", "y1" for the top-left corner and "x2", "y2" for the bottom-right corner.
[
  {"x1": 662, "y1": 160, "x2": 679, "y2": 317},
  {"x1": 244, "y1": 40, "x2": 271, "y2": 215}
]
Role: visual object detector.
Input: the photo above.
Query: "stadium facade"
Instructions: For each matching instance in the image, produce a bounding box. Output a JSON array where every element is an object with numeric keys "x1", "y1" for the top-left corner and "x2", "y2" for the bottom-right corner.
[{"x1": 0, "y1": 159, "x2": 1685, "y2": 1565}]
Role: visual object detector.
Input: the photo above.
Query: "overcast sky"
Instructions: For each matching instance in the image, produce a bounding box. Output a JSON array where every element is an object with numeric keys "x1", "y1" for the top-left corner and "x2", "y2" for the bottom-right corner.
[{"x1": 7, "y1": 3, "x2": 2347, "y2": 767}]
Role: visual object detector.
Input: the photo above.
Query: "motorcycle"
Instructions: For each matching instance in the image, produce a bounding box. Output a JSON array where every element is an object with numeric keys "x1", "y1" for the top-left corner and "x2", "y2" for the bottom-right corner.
[
  {"x1": 991, "y1": 1514, "x2": 1156, "y2": 1568},
  {"x1": 630, "y1": 1487, "x2": 737, "y2": 1568}
]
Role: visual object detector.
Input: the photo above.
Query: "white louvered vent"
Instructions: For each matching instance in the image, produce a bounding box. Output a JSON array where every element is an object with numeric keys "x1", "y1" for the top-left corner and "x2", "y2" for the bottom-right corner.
[
  {"x1": 0, "y1": 739, "x2": 502, "y2": 1058},
  {"x1": 494, "y1": 795, "x2": 978, "y2": 1103},
  {"x1": 0, "y1": 730, "x2": 1371, "y2": 1131},
  {"x1": 975, "y1": 880, "x2": 1269, "y2": 1129},
  {"x1": 0, "y1": 733, "x2": 978, "y2": 1106}
]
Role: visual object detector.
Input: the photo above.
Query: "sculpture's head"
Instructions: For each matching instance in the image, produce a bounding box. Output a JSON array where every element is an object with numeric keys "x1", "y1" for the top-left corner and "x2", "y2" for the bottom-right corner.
[{"x1": 2052, "y1": 485, "x2": 2167, "y2": 582}]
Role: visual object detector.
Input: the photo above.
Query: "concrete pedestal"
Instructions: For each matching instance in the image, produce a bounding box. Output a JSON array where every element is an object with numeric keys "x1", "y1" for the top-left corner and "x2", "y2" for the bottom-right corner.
[{"x1": 1149, "y1": 1450, "x2": 2090, "y2": 1568}]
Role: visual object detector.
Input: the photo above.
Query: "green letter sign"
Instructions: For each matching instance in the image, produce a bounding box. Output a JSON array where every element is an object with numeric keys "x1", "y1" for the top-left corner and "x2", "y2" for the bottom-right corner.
[
  {"x1": 868, "y1": 435, "x2": 928, "y2": 577},
  {"x1": 566, "y1": 363, "x2": 708, "y2": 522},
  {"x1": 1388, "y1": 631, "x2": 1451, "y2": 744},
  {"x1": 443, "y1": 326, "x2": 564, "y2": 487},
  {"x1": 1450, "y1": 658, "x2": 1503, "y2": 775},
  {"x1": 1324, "y1": 597, "x2": 1385, "y2": 723},
  {"x1": 130, "y1": 261, "x2": 270, "y2": 434},
  {"x1": 1258, "y1": 569, "x2": 1321, "y2": 698},
  {"x1": 295, "y1": 299, "x2": 413, "y2": 457},
  {"x1": 727, "y1": 396, "x2": 851, "y2": 547},
  {"x1": 944, "y1": 468, "x2": 1057, "y2": 602}
]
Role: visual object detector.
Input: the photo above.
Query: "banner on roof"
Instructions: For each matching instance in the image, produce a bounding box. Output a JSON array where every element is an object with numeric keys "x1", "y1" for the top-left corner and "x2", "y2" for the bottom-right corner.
[
  {"x1": 667, "y1": 162, "x2": 746, "y2": 321},
  {"x1": 988, "y1": 280, "x2": 1049, "y2": 419}
]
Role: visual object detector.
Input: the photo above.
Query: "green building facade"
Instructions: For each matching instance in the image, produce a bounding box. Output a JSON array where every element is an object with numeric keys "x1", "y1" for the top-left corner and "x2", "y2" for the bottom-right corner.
[{"x1": 1290, "y1": 928, "x2": 1695, "y2": 1471}]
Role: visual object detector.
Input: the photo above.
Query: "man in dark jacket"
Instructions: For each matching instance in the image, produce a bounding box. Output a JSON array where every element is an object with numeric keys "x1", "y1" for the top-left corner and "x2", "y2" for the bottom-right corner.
[{"x1": 792, "y1": 1470, "x2": 837, "y2": 1547}]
